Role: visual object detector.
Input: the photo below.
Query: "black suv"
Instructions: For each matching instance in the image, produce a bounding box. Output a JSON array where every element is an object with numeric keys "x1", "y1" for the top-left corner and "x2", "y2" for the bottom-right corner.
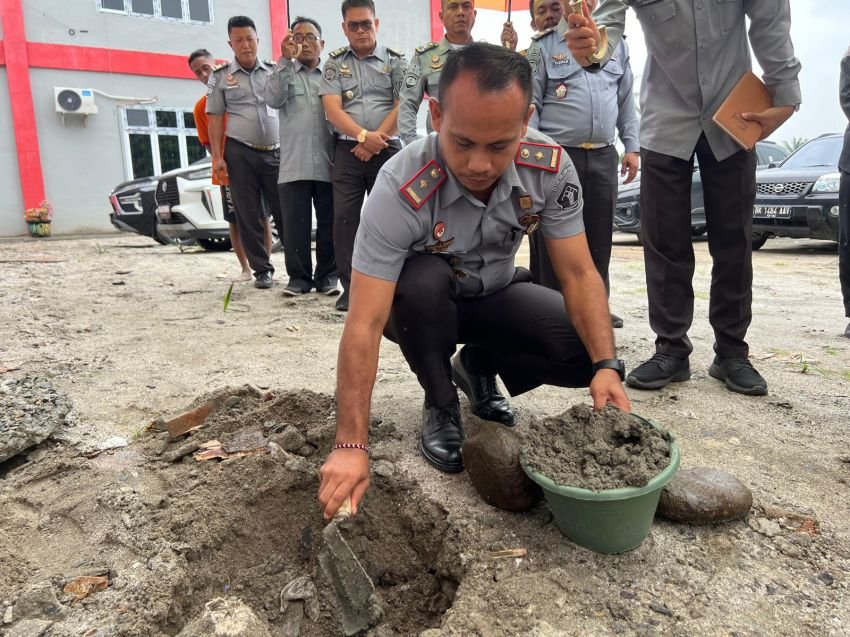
[
  {"x1": 751, "y1": 133, "x2": 842, "y2": 250},
  {"x1": 614, "y1": 140, "x2": 789, "y2": 237}
]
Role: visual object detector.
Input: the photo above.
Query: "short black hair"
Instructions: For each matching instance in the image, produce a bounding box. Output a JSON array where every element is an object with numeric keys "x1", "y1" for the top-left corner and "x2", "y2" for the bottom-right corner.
[
  {"x1": 227, "y1": 15, "x2": 257, "y2": 34},
  {"x1": 341, "y1": 0, "x2": 375, "y2": 19},
  {"x1": 187, "y1": 48, "x2": 213, "y2": 66},
  {"x1": 291, "y1": 16, "x2": 322, "y2": 37},
  {"x1": 437, "y1": 42, "x2": 532, "y2": 110}
]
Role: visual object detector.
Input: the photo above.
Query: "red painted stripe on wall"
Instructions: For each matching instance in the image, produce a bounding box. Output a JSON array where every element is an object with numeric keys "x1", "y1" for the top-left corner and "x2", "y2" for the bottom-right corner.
[
  {"x1": 26, "y1": 43, "x2": 194, "y2": 79},
  {"x1": 430, "y1": 0, "x2": 443, "y2": 43},
  {"x1": 0, "y1": 1, "x2": 46, "y2": 209},
  {"x1": 269, "y1": 0, "x2": 288, "y2": 60},
  {"x1": 0, "y1": 41, "x2": 6, "y2": 66}
]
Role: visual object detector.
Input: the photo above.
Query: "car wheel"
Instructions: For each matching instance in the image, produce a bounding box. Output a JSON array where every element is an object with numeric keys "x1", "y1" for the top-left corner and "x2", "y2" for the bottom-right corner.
[
  {"x1": 197, "y1": 237, "x2": 233, "y2": 252},
  {"x1": 751, "y1": 233, "x2": 768, "y2": 251}
]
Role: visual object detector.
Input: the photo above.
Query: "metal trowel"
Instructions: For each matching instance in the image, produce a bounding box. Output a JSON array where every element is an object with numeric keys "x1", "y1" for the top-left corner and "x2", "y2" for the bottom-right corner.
[{"x1": 319, "y1": 496, "x2": 383, "y2": 636}]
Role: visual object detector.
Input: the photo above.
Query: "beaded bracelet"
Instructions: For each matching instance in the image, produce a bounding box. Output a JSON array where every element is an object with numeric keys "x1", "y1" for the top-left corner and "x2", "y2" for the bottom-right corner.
[{"x1": 333, "y1": 442, "x2": 370, "y2": 454}]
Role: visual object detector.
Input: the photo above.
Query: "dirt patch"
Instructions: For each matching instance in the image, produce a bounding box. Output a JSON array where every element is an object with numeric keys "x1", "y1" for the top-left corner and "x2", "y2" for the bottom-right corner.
[
  {"x1": 523, "y1": 404, "x2": 671, "y2": 490},
  {"x1": 0, "y1": 387, "x2": 460, "y2": 636}
]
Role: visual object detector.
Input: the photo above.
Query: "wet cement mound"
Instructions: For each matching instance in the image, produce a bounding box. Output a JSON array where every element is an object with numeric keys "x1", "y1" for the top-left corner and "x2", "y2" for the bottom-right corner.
[
  {"x1": 523, "y1": 404, "x2": 672, "y2": 491},
  {"x1": 0, "y1": 387, "x2": 461, "y2": 636}
]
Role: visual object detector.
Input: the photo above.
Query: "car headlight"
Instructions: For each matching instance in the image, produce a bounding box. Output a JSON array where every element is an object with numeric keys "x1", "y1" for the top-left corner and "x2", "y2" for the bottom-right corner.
[
  {"x1": 182, "y1": 166, "x2": 213, "y2": 181},
  {"x1": 812, "y1": 172, "x2": 840, "y2": 193}
]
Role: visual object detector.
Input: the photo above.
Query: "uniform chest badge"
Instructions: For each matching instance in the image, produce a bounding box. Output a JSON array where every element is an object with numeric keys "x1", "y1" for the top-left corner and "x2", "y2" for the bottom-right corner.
[
  {"x1": 344, "y1": 90, "x2": 355, "y2": 100},
  {"x1": 339, "y1": 63, "x2": 352, "y2": 77},
  {"x1": 518, "y1": 195, "x2": 533, "y2": 210},
  {"x1": 519, "y1": 213, "x2": 541, "y2": 235},
  {"x1": 226, "y1": 74, "x2": 237, "y2": 86},
  {"x1": 552, "y1": 53, "x2": 568, "y2": 65},
  {"x1": 555, "y1": 83, "x2": 568, "y2": 100},
  {"x1": 425, "y1": 237, "x2": 455, "y2": 253},
  {"x1": 430, "y1": 54, "x2": 443, "y2": 71},
  {"x1": 433, "y1": 222, "x2": 446, "y2": 240}
]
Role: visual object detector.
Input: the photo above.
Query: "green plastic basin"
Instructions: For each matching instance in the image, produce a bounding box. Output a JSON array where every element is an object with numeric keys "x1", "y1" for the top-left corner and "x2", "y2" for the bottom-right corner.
[{"x1": 520, "y1": 416, "x2": 680, "y2": 554}]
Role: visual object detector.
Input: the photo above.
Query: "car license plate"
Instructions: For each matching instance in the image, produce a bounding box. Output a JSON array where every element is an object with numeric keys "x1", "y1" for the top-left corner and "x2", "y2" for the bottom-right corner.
[
  {"x1": 753, "y1": 205, "x2": 792, "y2": 219},
  {"x1": 156, "y1": 205, "x2": 172, "y2": 221}
]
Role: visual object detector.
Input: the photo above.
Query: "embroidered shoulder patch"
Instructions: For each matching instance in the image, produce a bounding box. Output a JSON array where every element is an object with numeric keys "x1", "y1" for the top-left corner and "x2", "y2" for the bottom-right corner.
[
  {"x1": 515, "y1": 142, "x2": 560, "y2": 173},
  {"x1": 400, "y1": 160, "x2": 446, "y2": 210},
  {"x1": 212, "y1": 62, "x2": 228, "y2": 72},
  {"x1": 531, "y1": 26, "x2": 556, "y2": 41}
]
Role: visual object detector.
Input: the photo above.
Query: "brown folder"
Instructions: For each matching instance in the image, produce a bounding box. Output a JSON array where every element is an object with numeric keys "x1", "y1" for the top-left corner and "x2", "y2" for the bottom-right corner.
[{"x1": 712, "y1": 71, "x2": 773, "y2": 151}]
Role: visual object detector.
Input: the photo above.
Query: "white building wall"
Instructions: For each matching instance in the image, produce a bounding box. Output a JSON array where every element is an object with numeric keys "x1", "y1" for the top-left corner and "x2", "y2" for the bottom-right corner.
[{"x1": 0, "y1": 69, "x2": 26, "y2": 236}]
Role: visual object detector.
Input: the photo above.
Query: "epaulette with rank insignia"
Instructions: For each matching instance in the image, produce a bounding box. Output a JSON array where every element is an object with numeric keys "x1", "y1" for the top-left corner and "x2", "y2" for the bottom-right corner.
[
  {"x1": 531, "y1": 26, "x2": 556, "y2": 41},
  {"x1": 329, "y1": 46, "x2": 349, "y2": 58},
  {"x1": 515, "y1": 141, "x2": 560, "y2": 173},
  {"x1": 415, "y1": 41, "x2": 440, "y2": 55},
  {"x1": 387, "y1": 47, "x2": 403, "y2": 57},
  {"x1": 212, "y1": 62, "x2": 227, "y2": 72},
  {"x1": 400, "y1": 160, "x2": 446, "y2": 210}
]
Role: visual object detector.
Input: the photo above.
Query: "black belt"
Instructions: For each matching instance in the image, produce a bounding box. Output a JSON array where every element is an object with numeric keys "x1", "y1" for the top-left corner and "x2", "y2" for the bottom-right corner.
[{"x1": 229, "y1": 137, "x2": 280, "y2": 152}]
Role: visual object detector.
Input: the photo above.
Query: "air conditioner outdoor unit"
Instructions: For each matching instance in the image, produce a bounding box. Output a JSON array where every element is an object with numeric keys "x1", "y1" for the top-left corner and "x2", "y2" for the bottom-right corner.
[{"x1": 54, "y1": 87, "x2": 99, "y2": 115}]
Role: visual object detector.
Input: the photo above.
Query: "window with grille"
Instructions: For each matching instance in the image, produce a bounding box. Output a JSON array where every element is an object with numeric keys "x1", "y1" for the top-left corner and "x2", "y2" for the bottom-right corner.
[
  {"x1": 122, "y1": 106, "x2": 207, "y2": 179},
  {"x1": 97, "y1": 0, "x2": 213, "y2": 24}
]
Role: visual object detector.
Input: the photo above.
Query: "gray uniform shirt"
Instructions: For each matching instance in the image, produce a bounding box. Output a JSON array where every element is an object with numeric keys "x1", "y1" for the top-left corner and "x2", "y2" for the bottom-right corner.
[
  {"x1": 206, "y1": 58, "x2": 280, "y2": 147},
  {"x1": 319, "y1": 45, "x2": 406, "y2": 134},
  {"x1": 594, "y1": 0, "x2": 802, "y2": 162},
  {"x1": 839, "y1": 45, "x2": 850, "y2": 174},
  {"x1": 352, "y1": 129, "x2": 585, "y2": 297},
  {"x1": 528, "y1": 18, "x2": 638, "y2": 152},
  {"x1": 265, "y1": 58, "x2": 334, "y2": 183},
  {"x1": 398, "y1": 38, "x2": 466, "y2": 144}
]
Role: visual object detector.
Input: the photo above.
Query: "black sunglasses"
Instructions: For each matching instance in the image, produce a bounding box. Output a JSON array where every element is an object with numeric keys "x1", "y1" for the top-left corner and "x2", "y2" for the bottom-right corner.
[
  {"x1": 346, "y1": 20, "x2": 373, "y2": 32},
  {"x1": 293, "y1": 33, "x2": 319, "y2": 43}
]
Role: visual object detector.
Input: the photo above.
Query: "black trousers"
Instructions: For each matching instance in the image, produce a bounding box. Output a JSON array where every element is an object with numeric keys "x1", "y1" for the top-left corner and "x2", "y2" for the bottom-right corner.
[
  {"x1": 224, "y1": 139, "x2": 282, "y2": 276},
  {"x1": 530, "y1": 145, "x2": 618, "y2": 292},
  {"x1": 383, "y1": 254, "x2": 594, "y2": 409},
  {"x1": 840, "y1": 170, "x2": 850, "y2": 317},
  {"x1": 277, "y1": 180, "x2": 337, "y2": 290},
  {"x1": 332, "y1": 139, "x2": 402, "y2": 291},
  {"x1": 640, "y1": 134, "x2": 756, "y2": 359}
]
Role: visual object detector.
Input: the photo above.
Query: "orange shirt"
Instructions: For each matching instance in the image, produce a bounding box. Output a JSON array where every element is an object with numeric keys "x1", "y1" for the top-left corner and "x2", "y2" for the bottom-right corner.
[{"x1": 194, "y1": 94, "x2": 228, "y2": 186}]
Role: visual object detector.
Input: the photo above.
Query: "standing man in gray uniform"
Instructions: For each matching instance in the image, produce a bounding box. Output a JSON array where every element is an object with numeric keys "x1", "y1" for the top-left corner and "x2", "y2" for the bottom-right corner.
[
  {"x1": 398, "y1": 0, "x2": 476, "y2": 145},
  {"x1": 501, "y1": 0, "x2": 566, "y2": 52},
  {"x1": 266, "y1": 17, "x2": 339, "y2": 298},
  {"x1": 527, "y1": 0, "x2": 639, "y2": 329},
  {"x1": 320, "y1": 0, "x2": 407, "y2": 312},
  {"x1": 839, "y1": 44, "x2": 850, "y2": 339},
  {"x1": 567, "y1": 0, "x2": 801, "y2": 396},
  {"x1": 207, "y1": 15, "x2": 282, "y2": 290},
  {"x1": 318, "y1": 44, "x2": 629, "y2": 517}
]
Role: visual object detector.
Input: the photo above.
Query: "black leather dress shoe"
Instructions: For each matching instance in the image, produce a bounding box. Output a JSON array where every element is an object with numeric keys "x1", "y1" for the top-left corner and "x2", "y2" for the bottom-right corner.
[
  {"x1": 419, "y1": 401, "x2": 464, "y2": 473},
  {"x1": 254, "y1": 271, "x2": 273, "y2": 289},
  {"x1": 451, "y1": 349, "x2": 515, "y2": 426},
  {"x1": 335, "y1": 289, "x2": 349, "y2": 311}
]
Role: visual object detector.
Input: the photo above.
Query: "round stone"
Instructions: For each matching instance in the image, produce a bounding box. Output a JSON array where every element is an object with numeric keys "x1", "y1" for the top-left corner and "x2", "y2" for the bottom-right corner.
[
  {"x1": 463, "y1": 422, "x2": 542, "y2": 512},
  {"x1": 657, "y1": 467, "x2": 753, "y2": 524}
]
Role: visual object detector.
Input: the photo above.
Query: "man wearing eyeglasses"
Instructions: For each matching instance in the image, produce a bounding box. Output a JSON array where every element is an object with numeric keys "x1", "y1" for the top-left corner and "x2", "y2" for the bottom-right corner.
[
  {"x1": 207, "y1": 15, "x2": 282, "y2": 290},
  {"x1": 266, "y1": 17, "x2": 339, "y2": 298},
  {"x1": 320, "y1": 0, "x2": 408, "y2": 312},
  {"x1": 398, "y1": 0, "x2": 476, "y2": 145}
]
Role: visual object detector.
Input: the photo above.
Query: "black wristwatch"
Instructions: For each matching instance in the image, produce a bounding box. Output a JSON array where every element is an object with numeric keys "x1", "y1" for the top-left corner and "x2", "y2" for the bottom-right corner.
[{"x1": 592, "y1": 358, "x2": 625, "y2": 381}]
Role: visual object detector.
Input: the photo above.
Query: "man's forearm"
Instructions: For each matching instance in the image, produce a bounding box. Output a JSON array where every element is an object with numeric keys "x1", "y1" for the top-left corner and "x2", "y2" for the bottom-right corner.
[
  {"x1": 560, "y1": 265, "x2": 616, "y2": 362},
  {"x1": 208, "y1": 115, "x2": 226, "y2": 160},
  {"x1": 376, "y1": 104, "x2": 399, "y2": 137},
  {"x1": 322, "y1": 97, "x2": 366, "y2": 138},
  {"x1": 335, "y1": 323, "x2": 383, "y2": 445}
]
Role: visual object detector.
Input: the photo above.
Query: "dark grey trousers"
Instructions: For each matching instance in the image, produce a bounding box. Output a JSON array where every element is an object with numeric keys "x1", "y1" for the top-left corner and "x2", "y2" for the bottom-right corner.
[
  {"x1": 277, "y1": 180, "x2": 336, "y2": 291},
  {"x1": 640, "y1": 134, "x2": 756, "y2": 359},
  {"x1": 383, "y1": 254, "x2": 593, "y2": 408},
  {"x1": 224, "y1": 139, "x2": 282, "y2": 276},
  {"x1": 331, "y1": 139, "x2": 401, "y2": 292},
  {"x1": 529, "y1": 145, "x2": 618, "y2": 292},
  {"x1": 839, "y1": 171, "x2": 850, "y2": 317}
]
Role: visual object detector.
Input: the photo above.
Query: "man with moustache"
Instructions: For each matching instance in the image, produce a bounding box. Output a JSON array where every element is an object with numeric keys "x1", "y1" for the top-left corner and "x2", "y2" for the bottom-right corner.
[
  {"x1": 317, "y1": 44, "x2": 629, "y2": 518},
  {"x1": 320, "y1": 0, "x2": 407, "y2": 312},
  {"x1": 398, "y1": 0, "x2": 476, "y2": 145},
  {"x1": 525, "y1": 0, "x2": 639, "y2": 329},
  {"x1": 189, "y1": 48, "x2": 272, "y2": 282},
  {"x1": 207, "y1": 15, "x2": 282, "y2": 290},
  {"x1": 266, "y1": 17, "x2": 340, "y2": 298},
  {"x1": 501, "y1": 0, "x2": 565, "y2": 52},
  {"x1": 566, "y1": 0, "x2": 801, "y2": 395}
]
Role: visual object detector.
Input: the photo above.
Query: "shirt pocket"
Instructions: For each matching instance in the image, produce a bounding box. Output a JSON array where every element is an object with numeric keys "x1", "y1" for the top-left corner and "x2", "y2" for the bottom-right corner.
[
  {"x1": 288, "y1": 83, "x2": 307, "y2": 113},
  {"x1": 633, "y1": 0, "x2": 679, "y2": 51},
  {"x1": 340, "y1": 77, "x2": 359, "y2": 102},
  {"x1": 714, "y1": 0, "x2": 742, "y2": 37},
  {"x1": 601, "y1": 57, "x2": 624, "y2": 79},
  {"x1": 224, "y1": 87, "x2": 249, "y2": 105}
]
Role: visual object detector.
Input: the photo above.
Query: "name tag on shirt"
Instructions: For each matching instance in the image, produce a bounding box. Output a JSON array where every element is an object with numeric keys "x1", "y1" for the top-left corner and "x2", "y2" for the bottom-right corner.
[{"x1": 267, "y1": 105, "x2": 278, "y2": 118}]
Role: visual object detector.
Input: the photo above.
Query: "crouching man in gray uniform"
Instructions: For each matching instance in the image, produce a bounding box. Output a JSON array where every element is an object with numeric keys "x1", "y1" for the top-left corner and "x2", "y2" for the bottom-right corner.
[{"x1": 318, "y1": 43, "x2": 630, "y2": 518}]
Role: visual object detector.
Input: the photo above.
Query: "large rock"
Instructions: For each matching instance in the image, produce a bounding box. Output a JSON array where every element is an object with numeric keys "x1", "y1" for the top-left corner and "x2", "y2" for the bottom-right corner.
[
  {"x1": 177, "y1": 598, "x2": 272, "y2": 637},
  {"x1": 6, "y1": 620, "x2": 53, "y2": 637},
  {"x1": 11, "y1": 583, "x2": 64, "y2": 622},
  {"x1": 657, "y1": 467, "x2": 753, "y2": 524},
  {"x1": 463, "y1": 422, "x2": 542, "y2": 512},
  {"x1": 0, "y1": 376, "x2": 71, "y2": 462}
]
